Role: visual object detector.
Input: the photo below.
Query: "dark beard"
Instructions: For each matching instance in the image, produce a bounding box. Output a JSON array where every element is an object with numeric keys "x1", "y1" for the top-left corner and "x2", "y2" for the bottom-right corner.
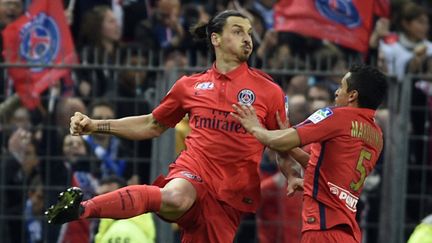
[{"x1": 238, "y1": 51, "x2": 251, "y2": 62}]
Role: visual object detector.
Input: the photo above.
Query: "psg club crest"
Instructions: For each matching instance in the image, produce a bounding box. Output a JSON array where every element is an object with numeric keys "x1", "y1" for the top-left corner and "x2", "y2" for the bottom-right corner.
[
  {"x1": 237, "y1": 89, "x2": 256, "y2": 105},
  {"x1": 315, "y1": 0, "x2": 361, "y2": 28},
  {"x1": 19, "y1": 12, "x2": 60, "y2": 72}
]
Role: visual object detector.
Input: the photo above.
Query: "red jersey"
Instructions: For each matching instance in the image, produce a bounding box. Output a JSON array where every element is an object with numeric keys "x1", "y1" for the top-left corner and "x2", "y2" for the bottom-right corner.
[
  {"x1": 294, "y1": 106, "x2": 383, "y2": 242},
  {"x1": 152, "y1": 63, "x2": 287, "y2": 212}
]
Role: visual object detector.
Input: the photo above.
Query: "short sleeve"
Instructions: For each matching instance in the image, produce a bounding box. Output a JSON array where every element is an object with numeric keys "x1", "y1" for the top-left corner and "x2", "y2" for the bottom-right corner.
[
  {"x1": 152, "y1": 78, "x2": 188, "y2": 127},
  {"x1": 264, "y1": 87, "x2": 287, "y2": 130},
  {"x1": 294, "y1": 107, "x2": 343, "y2": 146}
]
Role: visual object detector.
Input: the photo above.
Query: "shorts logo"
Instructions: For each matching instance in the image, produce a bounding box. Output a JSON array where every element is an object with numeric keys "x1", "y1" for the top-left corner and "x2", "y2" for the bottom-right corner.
[
  {"x1": 194, "y1": 81, "x2": 215, "y2": 90},
  {"x1": 315, "y1": 0, "x2": 361, "y2": 28},
  {"x1": 20, "y1": 13, "x2": 60, "y2": 72},
  {"x1": 237, "y1": 89, "x2": 255, "y2": 105},
  {"x1": 308, "y1": 107, "x2": 333, "y2": 124},
  {"x1": 180, "y1": 171, "x2": 202, "y2": 182},
  {"x1": 328, "y1": 182, "x2": 358, "y2": 212}
]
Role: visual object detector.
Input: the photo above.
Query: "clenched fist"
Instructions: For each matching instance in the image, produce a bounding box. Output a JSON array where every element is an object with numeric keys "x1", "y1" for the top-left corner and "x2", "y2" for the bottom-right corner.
[{"x1": 70, "y1": 112, "x2": 96, "y2": 135}]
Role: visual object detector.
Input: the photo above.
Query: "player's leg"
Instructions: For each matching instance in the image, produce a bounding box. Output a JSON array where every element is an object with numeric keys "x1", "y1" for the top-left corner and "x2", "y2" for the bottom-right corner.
[
  {"x1": 178, "y1": 192, "x2": 243, "y2": 243},
  {"x1": 159, "y1": 178, "x2": 197, "y2": 220},
  {"x1": 46, "y1": 178, "x2": 196, "y2": 224}
]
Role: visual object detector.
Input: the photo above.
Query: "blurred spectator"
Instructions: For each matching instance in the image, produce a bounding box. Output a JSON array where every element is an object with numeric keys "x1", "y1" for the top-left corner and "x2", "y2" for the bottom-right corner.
[
  {"x1": 42, "y1": 97, "x2": 86, "y2": 158},
  {"x1": 277, "y1": 32, "x2": 323, "y2": 61},
  {"x1": 134, "y1": 0, "x2": 184, "y2": 53},
  {"x1": 68, "y1": 0, "x2": 111, "y2": 41},
  {"x1": 368, "y1": 17, "x2": 390, "y2": 63},
  {"x1": 94, "y1": 176, "x2": 156, "y2": 243},
  {"x1": 55, "y1": 96, "x2": 87, "y2": 132},
  {"x1": 0, "y1": 128, "x2": 40, "y2": 243},
  {"x1": 256, "y1": 29, "x2": 278, "y2": 65},
  {"x1": 407, "y1": 214, "x2": 432, "y2": 243},
  {"x1": 122, "y1": 0, "x2": 154, "y2": 41},
  {"x1": 180, "y1": 3, "x2": 209, "y2": 65},
  {"x1": 77, "y1": 5, "x2": 122, "y2": 99},
  {"x1": 246, "y1": 7, "x2": 266, "y2": 44},
  {"x1": 110, "y1": 48, "x2": 153, "y2": 117},
  {"x1": 250, "y1": 0, "x2": 274, "y2": 30},
  {"x1": 287, "y1": 94, "x2": 308, "y2": 125},
  {"x1": 0, "y1": 0, "x2": 23, "y2": 27},
  {"x1": 306, "y1": 83, "x2": 333, "y2": 114},
  {"x1": 24, "y1": 177, "x2": 44, "y2": 243},
  {"x1": 284, "y1": 75, "x2": 309, "y2": 96},
  {"x1": 379, "y1": 2, "x2": 431, "y2": 80},
  {"x1": 312, "y1": 47, "x2": 349, "y2": 93}
]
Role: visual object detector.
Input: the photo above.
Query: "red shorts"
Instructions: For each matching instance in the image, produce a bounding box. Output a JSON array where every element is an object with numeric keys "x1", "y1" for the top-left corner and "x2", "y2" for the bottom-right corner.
[
  {"x1": 153, "y1": 165, "x2": 244, "y2": 243},
  {"x1": 301, "y1": 226, "x2": 358, "y2": 243}
]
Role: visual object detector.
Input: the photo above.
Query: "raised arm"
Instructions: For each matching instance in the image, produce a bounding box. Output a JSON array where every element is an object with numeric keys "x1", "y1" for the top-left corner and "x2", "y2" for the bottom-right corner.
[{"x1": 70, "y1": 112, "x2": 168, "y2": 140}]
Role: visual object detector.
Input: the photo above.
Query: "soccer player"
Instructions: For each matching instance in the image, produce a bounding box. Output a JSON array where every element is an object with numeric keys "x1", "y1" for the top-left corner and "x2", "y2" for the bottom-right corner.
[
  {"x1": 45, "y1": 10, "x2": 287, "y2": 243},
  {"x1": 231, "y1": 64, "x2": 387, "y2": 243}
]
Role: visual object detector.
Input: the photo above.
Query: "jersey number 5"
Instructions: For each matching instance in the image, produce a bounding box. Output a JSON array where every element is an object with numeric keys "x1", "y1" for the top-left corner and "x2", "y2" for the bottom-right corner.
[{"x1": 350, "y1": 149, "x2": 371, "y2": 191}]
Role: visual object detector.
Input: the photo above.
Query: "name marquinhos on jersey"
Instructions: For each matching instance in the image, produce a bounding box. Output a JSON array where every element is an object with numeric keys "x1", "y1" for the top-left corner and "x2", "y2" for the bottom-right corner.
[
  {"x1": 351, "y1": 120, "x2": 383, "y2": 151},
  {"x1": 192, "y1": 109, "x2": 247, "y2": 134},
  {"x1": 328, "y1": 182, "x2": 359, "y2": 212}
]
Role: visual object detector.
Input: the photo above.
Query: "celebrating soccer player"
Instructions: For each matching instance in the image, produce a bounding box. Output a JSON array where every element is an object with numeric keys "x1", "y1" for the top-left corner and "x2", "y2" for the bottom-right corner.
[{"x1": 45, "y1": 10, "x2": 288, "y2": 243}]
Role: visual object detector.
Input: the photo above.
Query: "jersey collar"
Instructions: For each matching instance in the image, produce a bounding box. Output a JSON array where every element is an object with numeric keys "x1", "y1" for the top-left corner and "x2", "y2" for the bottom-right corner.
[{"x1": 212, "y1": 62, "x2": 248, "y2": 81}]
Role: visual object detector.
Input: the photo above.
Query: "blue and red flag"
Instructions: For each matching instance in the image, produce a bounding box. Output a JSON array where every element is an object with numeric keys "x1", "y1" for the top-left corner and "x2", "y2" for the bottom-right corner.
[
  {"x1": 274, "y1": 0, "x2": 390, "y2": 53},
  {"x1": 2, "y1": 0, "x2": 77, "y2": 109}
]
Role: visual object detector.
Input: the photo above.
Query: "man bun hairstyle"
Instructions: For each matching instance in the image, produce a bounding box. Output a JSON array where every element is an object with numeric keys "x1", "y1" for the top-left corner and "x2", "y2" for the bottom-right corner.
[
  {"x1": 191, "y1": 10, "x2": 248, "y2": 53},
  {"x1": 346, "y1": 64, "x2": 388, "y2": 110}
]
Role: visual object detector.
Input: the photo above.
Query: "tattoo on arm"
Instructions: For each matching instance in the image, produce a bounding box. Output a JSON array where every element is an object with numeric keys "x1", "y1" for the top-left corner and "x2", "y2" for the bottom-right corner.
[
  {"x1": 97, "y1": 122, "x2": 110, "y2": 133},
  {"x1": 152, "y1": 118, "x2": 168, "y2": 131}
]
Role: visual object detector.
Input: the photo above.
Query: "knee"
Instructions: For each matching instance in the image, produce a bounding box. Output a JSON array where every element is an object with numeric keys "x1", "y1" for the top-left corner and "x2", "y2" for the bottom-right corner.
[{"x1": 160, "y1": 186, "x2": 196, "y2": 213}]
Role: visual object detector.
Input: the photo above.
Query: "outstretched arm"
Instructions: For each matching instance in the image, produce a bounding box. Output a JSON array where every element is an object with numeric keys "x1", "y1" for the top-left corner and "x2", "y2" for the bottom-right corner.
[
  {"x1": 70, "y1": 112, "x2": 168, "y2": 140},
  {"x1": 231, "y1": 104, "x2": 301, "y2": 152},
  {"x1": 274, "y1": 110, "x2": 310, "y2": 168}
]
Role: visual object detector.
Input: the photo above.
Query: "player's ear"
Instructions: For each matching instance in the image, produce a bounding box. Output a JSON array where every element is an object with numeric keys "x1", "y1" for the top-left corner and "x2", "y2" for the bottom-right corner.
[
  {"x1": 348, "y1": 90, "x2": 359, "y2": 103},
  {"x1": 211, "y1": 33, "x2": 221, "y2": 46}
]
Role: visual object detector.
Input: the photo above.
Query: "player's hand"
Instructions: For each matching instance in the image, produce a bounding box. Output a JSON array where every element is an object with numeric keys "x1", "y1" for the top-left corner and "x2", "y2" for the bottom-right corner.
[
  {"x1": 70, "y1": 112, "x2": 95, "y2": 135},
  {"x1": 231, "y1": 103, "x2": 262, "y2": 133},
  {"x1": 287, "y1": 177, "x2": 304, "y2": 196},
  {"x1": 276, "y1": 111, "x2": 290, "y2": 130}
]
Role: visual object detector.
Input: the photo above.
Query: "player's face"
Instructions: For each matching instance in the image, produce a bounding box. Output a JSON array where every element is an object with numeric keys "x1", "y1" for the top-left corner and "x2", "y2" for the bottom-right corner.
[
  {"x1": 334, "y1": 72, "x2": 351, "y2": 106},
  {"x1": 217, "y1": 16, "x2": 253, "y2": 62}
]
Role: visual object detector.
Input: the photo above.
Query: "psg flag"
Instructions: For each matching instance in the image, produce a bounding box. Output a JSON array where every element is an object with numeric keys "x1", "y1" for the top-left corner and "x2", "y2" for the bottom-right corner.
[
  {"x1": 274, "y1": 0, "x2": 390, "y2": 52},
  {"x1": 2, "y1": 0, "x2": 77, "y2": 109}
]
